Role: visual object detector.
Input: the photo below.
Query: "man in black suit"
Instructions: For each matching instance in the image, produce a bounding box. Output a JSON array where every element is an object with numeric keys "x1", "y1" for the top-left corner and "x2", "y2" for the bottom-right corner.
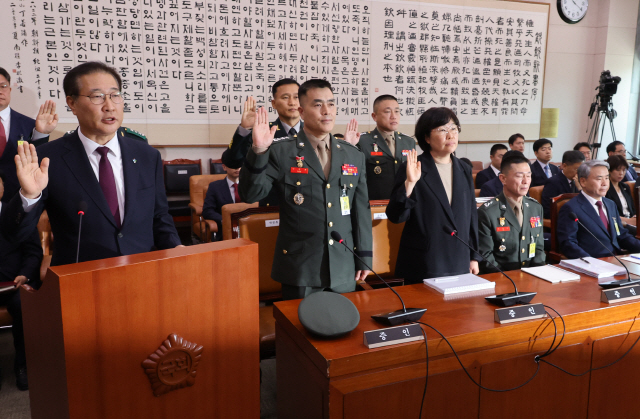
[
  {"x1": 0, "y1": 67, "x2": 58, "y2": 203},
  {"x1": 0, "y1": 171, "x2": 43, "y2": 391},
  {"x1": 541, "y1": 150, "x2": 584, "y2": 219},
  {"x1": 508, "y1": 133, "x2": 525, "y2": 153},
  {"x1": 574, "y1": 142, "x2": 592, "y2": 161},
  {"x1": 475, "y1": 143, "x2": 507, "y2": 189},
  {"x1": 530, "y1": 138, "x2": 559, "y2": 187},
  {"x1": 202, "y1": 150, "x2": 241, "y2": 241},
  {"x1": 3, "y1": 61, "x2": 181, "y2": 266},
  {"x1": 606, "y1": 140, "x2": 638, "y2": 181}
]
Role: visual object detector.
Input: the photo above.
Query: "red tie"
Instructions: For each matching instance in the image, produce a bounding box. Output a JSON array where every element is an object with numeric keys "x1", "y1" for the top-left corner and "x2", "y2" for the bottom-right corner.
[
  {"x1": 97, "y1": 147, "x2": 121, "y2": 228},
  {"x1": 596, "y1": 201, "x2": 609, "y2": 232},
  {"x1": 232, "y1": 183, "x2": 241, "y2": 203},
  {"x1": 0, "y1": 118, "x2": 6, "y2": 157}
]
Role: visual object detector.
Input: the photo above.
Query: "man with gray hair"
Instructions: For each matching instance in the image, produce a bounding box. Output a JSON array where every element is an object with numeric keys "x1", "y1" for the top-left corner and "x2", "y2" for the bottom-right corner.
[{"x1": 556, "y1": 160, "x2": 640, "y2": 258}]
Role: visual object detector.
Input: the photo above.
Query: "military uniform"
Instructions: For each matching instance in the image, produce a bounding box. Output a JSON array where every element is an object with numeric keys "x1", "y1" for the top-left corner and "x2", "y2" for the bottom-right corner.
[
  {"x1": 477, "y1": 192, "x2": 545, "y2": 273},
  {"x1": 239, "y1": 130, "x2": 373, "y2": 292},
  {"x1": 357, "y1": 128, "x2": 415, "y2": 200}
]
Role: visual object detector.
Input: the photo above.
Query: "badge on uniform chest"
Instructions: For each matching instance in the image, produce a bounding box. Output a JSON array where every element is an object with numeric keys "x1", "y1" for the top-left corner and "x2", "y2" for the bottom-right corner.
[
  {"x1": 294, "y1": 193, "x2": 304, "y2": 205},
  {"x1": 374, "y1": 166, "x2": 382, "y2": 175},
  {"x1": 529, "y1": 216, "x2": 541, "y2": 228},
  {"x1": 342, "y1": 164, "x2": 358, "y2": 175}
]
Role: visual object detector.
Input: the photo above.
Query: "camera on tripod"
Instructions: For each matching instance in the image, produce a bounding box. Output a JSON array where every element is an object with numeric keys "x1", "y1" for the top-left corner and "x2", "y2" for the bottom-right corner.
[
  {"x1": 586, "y1": 70, "x2": 621, "y2": 158},
  {"x1": 598, "y1": 70, "x2": 621, "y2": 101}
]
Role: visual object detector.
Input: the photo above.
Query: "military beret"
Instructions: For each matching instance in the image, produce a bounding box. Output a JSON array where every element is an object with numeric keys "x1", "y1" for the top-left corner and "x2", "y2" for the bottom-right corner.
[{"x1": 298, "y1": 291, "x2": 360, "y2": 338}]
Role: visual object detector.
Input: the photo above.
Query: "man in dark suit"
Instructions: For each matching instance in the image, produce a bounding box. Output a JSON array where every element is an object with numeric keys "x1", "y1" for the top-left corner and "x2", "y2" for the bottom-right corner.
[
  {"x1": 240, "y1": 79, "x2": 372, "y2": 300},
  {"x1": 357, "y1": 95, "x2": 415, "y2": 200},
  {"x1": 557, "y1": 160, "x2": 640, "y2": 258},
  {"x1": 530, "y1": 138, "x2": 559, "y2": 187},
  {"x1": 541, "y1": 150, "x2": 584, "y2": 218},
  {"x1": 475, "y1": 143, "x2": 508, "y2": 190},
  {"x1": 202, "y1": 150, "x2": 241, "y2": 241},
  {"x1": 606, "y1": 140, "x2": 638, "y2": 181},
  {"x1": 480, "y1": 175, "x2": 503, "y2": 197},
  {"x1": 3, "y1": 61, "x2": 181, "y2": 267},
  {"x1": 0, "y1": 67, "x2": 58, "y2": 203},
  {"x1": 0, "y1": 171, "x2": 43, "y2": 391},
  {"x1": 508, "y1": 133, "x2": 525, "y2": 153}
]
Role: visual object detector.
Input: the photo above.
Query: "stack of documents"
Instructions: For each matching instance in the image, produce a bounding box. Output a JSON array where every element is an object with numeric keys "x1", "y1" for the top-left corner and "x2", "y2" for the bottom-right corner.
[
  {"x1": 522, "y1": 265, "x2": 580, "y2": 283},
  {"x1": 559, "y1": 257, "x2": 626, "y2": 278},
  {"x1": 621, "y1": 254, "x2": 640, "y2": 264},
  {"x1": 424, "y1": 273, "x2": 495, "y2": 295}
]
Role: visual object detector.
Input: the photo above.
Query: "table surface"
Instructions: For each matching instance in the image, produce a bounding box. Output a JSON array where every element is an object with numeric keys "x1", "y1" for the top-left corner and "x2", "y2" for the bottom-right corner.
[{"x1": 274, "y1": 256, "x2": 640, "y2": 378}]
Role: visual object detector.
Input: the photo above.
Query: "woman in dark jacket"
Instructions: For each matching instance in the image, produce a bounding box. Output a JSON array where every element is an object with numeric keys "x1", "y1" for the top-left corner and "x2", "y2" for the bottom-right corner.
[
  {"x1": 385, "y1": 107, "x2": 480, "y2": 284},
  {"x1": 606, "y1": 155, "x2": 636, "y2": 235}
]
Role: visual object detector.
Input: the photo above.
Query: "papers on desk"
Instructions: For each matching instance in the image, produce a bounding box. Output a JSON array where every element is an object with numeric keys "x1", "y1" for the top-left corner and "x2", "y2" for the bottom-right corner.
[
  {"x1": 522, "y1": 265, "x2": 580, "y2": 283},
  {"x1": 424, "y1": 273, "x2": 495, "y2": 295},
  {"x1": 559, "y1": 257, "x2": 627, "y2": 278},
  {"x1": 621, "y1": 254, "x2": 640, "y2": 264}
]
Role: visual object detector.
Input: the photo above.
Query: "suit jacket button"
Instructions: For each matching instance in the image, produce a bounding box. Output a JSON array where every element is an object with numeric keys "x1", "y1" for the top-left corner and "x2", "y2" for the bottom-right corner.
[
  {"x1": 521, "y1": 236, "x2": 525, "y2": 240},
  {"x1": 283, "y1": 249, "x2": 287, "y2": 254},
  {"x1": 328, "y1": 222, "x2": 333, "y2": 227},
  {"x1": 329, "y1": 239, "x2": 334, "y2": 245},
  {"x1": 326, "y1": 184, "x2": 330, "y2": 189},
  {"x1": 327, "y1": 202, "x2": 332, "y2": 208},
  {"x1": 521, "y1": 249, "x2": 525, "y2": 253},
  {"x1": 118, "y1": 233, "x2": 124, "y2": 238}
]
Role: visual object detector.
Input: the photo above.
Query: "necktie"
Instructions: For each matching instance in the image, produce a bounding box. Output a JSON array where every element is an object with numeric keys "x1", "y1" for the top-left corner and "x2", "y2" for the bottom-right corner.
[
  {"x1": 288, "y1": 127, "x2": 297, "y2": 137},
  {"x1": 626, "y1": 169, "x2": 633, "y2": 181},
  {"x1": 544, "y1": 165, "x2": 550, "y2": 178},
  {"x1": 596, "y1": 201, "x2": 609, "y2": 231},
  {"x1": 96, "y1": 147, "x2": 121, "y2": 229},
  {"x1": 317, "y1": 139, "x2": 330, "y2": 179},
  {"x1": 570, "y1": 181, "x2": 578, "y2": 193},
  {"x1": 513, "y1": 205, "x2": 523, "y2": 227},
  {"x1": 385, "y1": 134, "x2": 395, "y2": 156},
  {"x1": 0, "y1": 118, "x2": 6, "y2": 157},
  {"x1": 232, "y1": 183, "x2": 241, "y2": 203}
]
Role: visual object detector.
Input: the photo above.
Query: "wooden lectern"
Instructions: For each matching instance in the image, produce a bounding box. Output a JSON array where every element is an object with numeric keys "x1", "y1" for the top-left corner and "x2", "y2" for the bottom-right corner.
[{"x1": 21, "y1": 239, "x2": 259, "y2": 419}]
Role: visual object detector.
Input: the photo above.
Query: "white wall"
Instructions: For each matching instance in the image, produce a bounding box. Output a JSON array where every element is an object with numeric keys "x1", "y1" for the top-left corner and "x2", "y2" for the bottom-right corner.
[{"x1": 457, "y1": 0, "x2": 640, "y2": 164}]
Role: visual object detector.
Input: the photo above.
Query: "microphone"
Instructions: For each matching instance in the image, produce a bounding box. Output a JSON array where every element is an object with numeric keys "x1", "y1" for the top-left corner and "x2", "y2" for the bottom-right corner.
[
  {"x1": 330, "y1": 231, "x2": 427, "y2": 326},
  {"x1": 443, "y1": 226, "x2": 536, "y2": 307},
  {"x1": 76, "y1": 201, "x2": 87, "y2": 264},
  {"x1": 568, "y1": 212, "x2": 639, "y2": 288},
  {"x1": 627, "y1": 151, "x2": 640, "y2": 161}
]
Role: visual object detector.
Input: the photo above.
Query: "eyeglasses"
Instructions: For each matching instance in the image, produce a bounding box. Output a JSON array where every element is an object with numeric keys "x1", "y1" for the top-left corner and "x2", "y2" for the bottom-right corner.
[
  {"x1": 76, "y1": 91, "x2": 124, "y2": 105},
  {"x1": 433, "y1": 124, "x2": 460, "y2": 135},
  {"x1": 0, "y1": 84, "x2": 9, "y2": 91}
]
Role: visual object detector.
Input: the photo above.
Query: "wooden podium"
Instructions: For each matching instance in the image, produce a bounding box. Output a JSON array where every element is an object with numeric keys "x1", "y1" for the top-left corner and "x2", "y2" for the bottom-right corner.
[{"x1": 21, "y1": 239, "x2": 259, "y2": 419}]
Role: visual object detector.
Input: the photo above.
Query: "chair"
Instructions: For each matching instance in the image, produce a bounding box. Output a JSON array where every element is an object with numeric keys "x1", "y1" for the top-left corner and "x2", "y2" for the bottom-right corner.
[
  {"x1": 370, "y1": 200, "x2": 404, "y2": 287},
  {"x1": 210, "y1": 158, "x2": 225, "y2": 174},
  {"x1": 163, "y1": 159, "x2": 202, "y2": 221},
  {"x1": 528, "y1": 185, "x2": 550, "y2": 229},
  {"x1": 221, "y1": 202, "x2": 261, "y2": 240},
  {"x1": 470, "y1": 161, "x2": 484, "y2": 171},
  {"x1": 473, "y1": 172, "x2": 477, "y2": 188},
  {"x1": 475, "y1": 189, "x2": 481, "y2": 198},
  {"x1": 548, "y1": 193, "x2": 578, "y2": 263},
  {"x1": 188, "y1": 174, "x2": 227, "y2": 243}
]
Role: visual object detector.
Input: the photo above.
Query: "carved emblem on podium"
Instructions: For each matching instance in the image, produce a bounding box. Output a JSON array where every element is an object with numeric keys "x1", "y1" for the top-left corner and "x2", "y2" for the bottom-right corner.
[{"x1": 141, "y1": 334, "x2": 204, "y2": 397}]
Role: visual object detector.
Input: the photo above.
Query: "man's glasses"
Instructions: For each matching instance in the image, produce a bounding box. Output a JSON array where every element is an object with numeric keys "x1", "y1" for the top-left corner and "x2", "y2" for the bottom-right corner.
[{"x1": 76, "y1": 91, "x2": 124, "y2": 105}]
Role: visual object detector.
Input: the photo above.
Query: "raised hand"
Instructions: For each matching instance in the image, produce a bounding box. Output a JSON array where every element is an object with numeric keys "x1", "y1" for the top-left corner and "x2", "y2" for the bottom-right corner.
[
  {"x1": 14, "y1": 142, "x2": 49, "y2": 199},
  {"x1": 34, "y1": 100, "x2": 59, "y2": 134},
  {"x1": 404, "y1": 149, "x2": 421, "y2": 197},
  {"x1": 240, "y1": 96, "x2": 257, "y2": 129},
  {"x1": 343, "y1": 118, "x2": 360, "y2": 145},
  {"x1": 252, "y1": 107, "x2": 277, "y2": 149}
]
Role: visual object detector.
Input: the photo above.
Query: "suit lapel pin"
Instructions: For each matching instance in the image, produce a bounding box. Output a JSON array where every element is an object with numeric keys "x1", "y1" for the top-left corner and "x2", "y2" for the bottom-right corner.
[{"x1": 133, "y1": 159, "x2": 137, "y2": 163}]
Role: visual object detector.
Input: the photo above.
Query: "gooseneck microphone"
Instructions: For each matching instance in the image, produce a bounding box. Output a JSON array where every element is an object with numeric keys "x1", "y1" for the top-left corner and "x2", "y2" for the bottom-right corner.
[
  {"x1": 330, "y1": 231, "x2": 427, "y2": 326},
  {"x1": 627, "y1": 151, "x2": 640, "y2": 162},
  {"x1": 443, "y1": 226, "x2": 536, "y2": 307},
  {"x1": 76, "y1": 201, "x2": 87, "y2": 264},
  {"x1": 569, "y1": 212, "x2": 639, "y2": 288}
]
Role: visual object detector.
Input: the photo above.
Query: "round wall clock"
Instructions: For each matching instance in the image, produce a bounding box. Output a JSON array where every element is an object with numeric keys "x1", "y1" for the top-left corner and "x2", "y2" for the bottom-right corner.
[{"x1": 557, "y1": 0, "x2": 588, "y2": 24}]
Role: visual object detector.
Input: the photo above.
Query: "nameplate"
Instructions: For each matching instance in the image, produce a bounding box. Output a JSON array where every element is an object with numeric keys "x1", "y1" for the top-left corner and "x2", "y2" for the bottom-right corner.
[
  {"x1": 601, "y1": 284, "x2": 640, "y2": 304},
  {"x1": 373, "y1": 213, "x2": 388, "y2": 220},
  {"x1": 178, "y1": 170, "x2": 188, "y2": 175},
  {"x1": 363, "y1": 323, "x2": 424, "y2": 349},
  {"x1": 265, "y1": 219, "x2": 280, "y2": 227},
  {"x1": 494, "y1": 303, "x2": 546, "y2": 324}
]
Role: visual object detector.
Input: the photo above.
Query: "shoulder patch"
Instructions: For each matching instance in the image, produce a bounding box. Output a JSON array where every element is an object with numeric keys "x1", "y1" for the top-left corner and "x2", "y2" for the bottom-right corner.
[
  {"x1": 122, "y1": 127, "x2": 147, "y2": 141},
  {"x1": 271, "y1": 136, "x2": 294, "y2": 144}
]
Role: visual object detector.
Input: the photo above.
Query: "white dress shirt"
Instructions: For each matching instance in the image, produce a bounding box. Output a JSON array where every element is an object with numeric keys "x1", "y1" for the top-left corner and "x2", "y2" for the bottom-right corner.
[
  {"x1": 490, "y1": 164, "x2": 500, "y2": 176},
  {"x1": 536, "y1": 159, "x2": 552, "y2": 178},
  {"x1": 581, "y1": 190, "x2": 608, "y2": 219},
  {"x1": 21, "y1": 128, "x2": 126, "y2": 223},
  {"x1": 0, "y1": 106, "x2": 49, "y2": 142},
  {"x1": 226, "y1": 177, "x2": 239, "y2": 203}
]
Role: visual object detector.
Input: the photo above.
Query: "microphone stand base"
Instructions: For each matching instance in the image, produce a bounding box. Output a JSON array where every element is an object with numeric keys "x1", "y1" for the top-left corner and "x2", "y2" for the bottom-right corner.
[
  {"x1": 371, "y1": 308, "x2": 427, "y2": 326},
  {"x1": 599, "y1": 278, "x2": 640, "y2": 289},
  {"x1": 485, "y1": 292, "x2": 537, "y2": 307}
]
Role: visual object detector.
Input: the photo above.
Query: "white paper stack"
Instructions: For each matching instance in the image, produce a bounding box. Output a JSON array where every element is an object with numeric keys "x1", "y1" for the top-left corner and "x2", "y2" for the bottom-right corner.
[
  {"x1": 621, "y1": 254, "x2": 640, "y2": 264},
  {"x1": 424, "y1": 273, "x2": 495, "y2": 295},
  {"x1": 522, "y1": 265, "x2": 581, "y2": 283},
  {"x1": 559, "y1": 257, "x2": 626, "y2": 278}
]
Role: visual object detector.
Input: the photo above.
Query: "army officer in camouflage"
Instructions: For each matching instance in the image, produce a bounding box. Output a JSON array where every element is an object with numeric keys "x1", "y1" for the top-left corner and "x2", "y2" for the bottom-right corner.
[
  {"x1": 239, "y1": 79, "x2": 373, "y2": 300},
  {"x1": 477, "y1": 151, "x2": 546, "y2": 273},
  {"x1": 358, "y1": 95, "x2": 416, "y2": 200}
]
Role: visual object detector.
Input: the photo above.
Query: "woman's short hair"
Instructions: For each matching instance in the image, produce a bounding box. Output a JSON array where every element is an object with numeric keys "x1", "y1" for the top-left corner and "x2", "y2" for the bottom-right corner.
[
  {"x1": 605, "y1": 154, "x2": 629, "y2": 171},
  {"x1": 414, "y1": 107, "x2": 460, "y2": 152}
]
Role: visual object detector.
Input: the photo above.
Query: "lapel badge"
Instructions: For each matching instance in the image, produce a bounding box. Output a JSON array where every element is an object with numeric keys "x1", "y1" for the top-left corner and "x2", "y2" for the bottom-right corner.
[
  {"x1": 499, "y1": 245, "x2": 506, "y2": 252},
  {"x1": 374, "y1": 166, "x2": 382, "y2": 175},
  {"x1": 525, "y1": 202, "x2": 529, "y2": 207},
  {"x1": 133, "y1": 159, "x2": 137, "y2": 163},
  {"x1": 499, "y1": 217, "x2": 505, "y2": 226},
  {"x1": 296, "y1": 156, "x2": 304, "y2": 168},
  {"x1": 299, "y1": 142, "x2": 304, "y2": 147},
  {"x1": 293, "y1": 192, "x2": 304, "y2": 205},
  {"x1": 373, "y1": 143, "x2": 379, "y2": 152},
  {"x1": 337, "y1": 144, "x2": 340, "y2": 149}
]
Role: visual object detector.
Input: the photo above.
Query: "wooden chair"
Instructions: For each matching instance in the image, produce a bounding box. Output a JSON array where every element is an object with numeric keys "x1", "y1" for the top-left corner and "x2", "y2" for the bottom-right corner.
[
  {"x1": 369, "y1": 200, "x2": 404, "y2": 288},
  {"x1": 188, "y1": 174, "x2": 227, "y2": 242},
  {"x1": 210, "y1": 158, "x2": 225, "y2": 174},
  {"x1": 475, "y1": 189, "x2": 481, "y2": 197},
  {"x1": 221, "y1": 202, "x2": 261, "y2": 240},
  {"x1": 470, "y1": 161, "x2": 484, "y2": 171},
  {"x1": 163, "y1": 159, "x2": 202, "y2": 222},
  {"x1": 548, "y1": 193, "x2": 578, "y2": 263},
  {"x1": 473, "y1": 172, "x2": 477, "y2": 188}
]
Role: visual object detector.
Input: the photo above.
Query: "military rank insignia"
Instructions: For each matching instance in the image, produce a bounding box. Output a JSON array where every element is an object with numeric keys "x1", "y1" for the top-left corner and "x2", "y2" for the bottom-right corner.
[{"x1": 342, "y1": 164, "x2": 358, "y2": 175}]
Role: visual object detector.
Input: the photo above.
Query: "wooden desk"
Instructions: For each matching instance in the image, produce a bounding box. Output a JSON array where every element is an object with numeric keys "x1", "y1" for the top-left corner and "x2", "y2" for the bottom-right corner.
[{"x1": 274, "y1": 258, "x2": 640, "y2": 419}]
